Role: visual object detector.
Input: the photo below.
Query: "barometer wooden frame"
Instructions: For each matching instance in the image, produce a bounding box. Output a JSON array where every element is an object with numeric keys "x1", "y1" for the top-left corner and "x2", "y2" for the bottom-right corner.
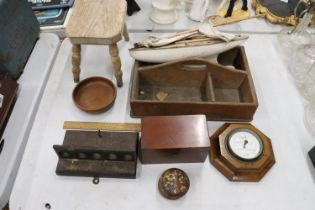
[{"x1": 210, "y1": 123, "x2": 275, "y2": 182}]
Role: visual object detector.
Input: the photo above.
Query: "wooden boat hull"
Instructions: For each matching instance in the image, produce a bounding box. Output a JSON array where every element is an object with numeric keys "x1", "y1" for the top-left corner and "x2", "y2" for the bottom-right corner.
[{"x1": 129, "y1": 39, "x2": 246, "y2": 63}]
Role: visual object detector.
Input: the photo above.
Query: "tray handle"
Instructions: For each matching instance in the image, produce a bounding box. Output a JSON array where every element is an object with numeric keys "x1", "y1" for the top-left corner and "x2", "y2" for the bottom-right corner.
[{"x1": 176, "y1": 58, "x2": 213, "y2": 71}]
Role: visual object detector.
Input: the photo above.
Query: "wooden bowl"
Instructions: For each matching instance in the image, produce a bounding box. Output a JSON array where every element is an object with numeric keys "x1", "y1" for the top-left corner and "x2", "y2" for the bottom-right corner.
[{"x1": 72, "y1": 77, "x2": 116, "y2": 113}]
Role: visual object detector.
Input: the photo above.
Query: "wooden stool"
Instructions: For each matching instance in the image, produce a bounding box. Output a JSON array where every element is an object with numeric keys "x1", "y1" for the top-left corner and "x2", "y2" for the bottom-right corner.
[{"x1": 66, "y1": 0, "x2": 129, "y2": 87}]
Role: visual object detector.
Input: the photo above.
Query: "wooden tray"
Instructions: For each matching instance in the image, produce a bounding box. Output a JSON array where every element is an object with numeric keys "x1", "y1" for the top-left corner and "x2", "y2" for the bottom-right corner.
[
  {"x1": 130, "y1": 47, "x2": 258, "y2": 121},
  {"x1": 72, "y1": 77, "x2": 116, "y2": 113}
]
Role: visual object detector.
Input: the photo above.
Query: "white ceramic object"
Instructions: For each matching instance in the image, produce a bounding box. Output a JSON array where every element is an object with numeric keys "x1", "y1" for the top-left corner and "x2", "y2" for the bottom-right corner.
[
  {"x1": 185, "y1": 0, "x2": 193, "y2": 14},
  {"x1": 150, "y1": 0, "x2": 178, "y2": 24},
  {"x1": 188, "y1": 0, "x2": 210, "y2": 22},
  {"x1": 175, "y1": 0, "x2": 184, "y2": 10},
  {"x1": 129, "y1": 38, "x2": 247, "y2": 63}
]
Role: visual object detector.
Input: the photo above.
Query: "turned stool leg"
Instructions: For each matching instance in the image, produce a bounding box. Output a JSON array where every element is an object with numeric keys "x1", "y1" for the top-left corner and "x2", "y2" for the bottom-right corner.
[
  {"x1": 109, "y1": 44, "x2": 123, "y2": 87},
  {"x1": 122, "y1": 23, "x2": 129, "y2": 41},
  {"x1": 72, "y1": 44, "x2": 81, "y2": 83}
]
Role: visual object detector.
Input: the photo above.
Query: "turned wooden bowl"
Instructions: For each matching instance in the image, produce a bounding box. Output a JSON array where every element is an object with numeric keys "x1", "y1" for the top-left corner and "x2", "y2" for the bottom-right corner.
[{"x1": 72, "y1": 77, "x2": 116, "y2": 113}]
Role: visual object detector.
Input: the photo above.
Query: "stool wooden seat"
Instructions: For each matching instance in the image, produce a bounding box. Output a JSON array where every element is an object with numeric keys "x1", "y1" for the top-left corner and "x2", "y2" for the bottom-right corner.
[{"x1": 66, "y1": 0, "x2": 129, "y2": 87}]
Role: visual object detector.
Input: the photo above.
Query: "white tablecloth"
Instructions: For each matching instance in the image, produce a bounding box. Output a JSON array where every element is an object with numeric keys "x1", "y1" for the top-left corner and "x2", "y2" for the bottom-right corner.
[
  {"x1": 10, "y1": 33, "x2": 315, "y2": 210},
  {"x1": 0, "y1": 33, "x2": 60, "y2": 209}
]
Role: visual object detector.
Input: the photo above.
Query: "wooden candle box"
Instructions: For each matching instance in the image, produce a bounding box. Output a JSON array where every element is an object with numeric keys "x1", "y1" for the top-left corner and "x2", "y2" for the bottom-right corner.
[
  {"x1": 130, "y1": 47, "x2": 258, "y2": 121},
  {"x1": 140, "y1": 115, "x2": 210, "y2": 164},
  {"x1": 0, "y1": 0, "x2": 39, "y2": 79},
  {"x1": 53, "y1": 130, "x2": 138, "y2": 179}
]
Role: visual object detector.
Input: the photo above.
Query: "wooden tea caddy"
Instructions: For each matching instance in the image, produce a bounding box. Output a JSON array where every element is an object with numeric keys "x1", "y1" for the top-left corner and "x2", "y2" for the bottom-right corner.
[
  {"x1": 140, "y1": 115, "x2": 210, "y2": 164},
  {"x1": 130, "y1": 47, "x2": 258, "y2": 121}
]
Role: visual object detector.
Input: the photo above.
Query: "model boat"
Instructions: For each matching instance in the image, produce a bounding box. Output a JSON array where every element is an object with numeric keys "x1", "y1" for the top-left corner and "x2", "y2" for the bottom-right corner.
[{"x1": 129, "y1": 23, "x2": 249, "y2": 63}]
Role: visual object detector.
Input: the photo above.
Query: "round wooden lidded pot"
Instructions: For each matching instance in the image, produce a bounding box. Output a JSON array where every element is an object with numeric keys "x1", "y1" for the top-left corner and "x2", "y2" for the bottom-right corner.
[{"x1": 158, "y1": 168, "x2": 190, "y2": 200}]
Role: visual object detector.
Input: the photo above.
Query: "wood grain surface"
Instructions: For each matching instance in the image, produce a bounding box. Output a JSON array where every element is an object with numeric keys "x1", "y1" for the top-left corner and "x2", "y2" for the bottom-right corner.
[
  {"x1": 66, "y1": 0, "x2": 127, "y2": 43},
  {"x1": 63, "y1": 121, "x2": 141, "y2": 132},
  {"x1": 140, "y1": 115, "x2": 210, "y2": 164}
]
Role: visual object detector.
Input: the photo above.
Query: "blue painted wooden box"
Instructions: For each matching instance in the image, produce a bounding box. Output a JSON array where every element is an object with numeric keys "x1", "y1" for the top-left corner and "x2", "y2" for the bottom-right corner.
[{"x1": 0, "y1": 0, "x2": 39, "y2": 79}]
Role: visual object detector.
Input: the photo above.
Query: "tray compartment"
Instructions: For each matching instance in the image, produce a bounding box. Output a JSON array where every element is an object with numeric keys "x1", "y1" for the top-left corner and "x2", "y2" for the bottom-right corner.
[
  {"x1": 210, "y1": 69, "x2": 253, "y2": 103},
  {"x1": 217, "y1": 47, "x2": 247, "y2": 71},
  {"x1": 136, "y1": 64, "x2": 214, "y2": 102}
]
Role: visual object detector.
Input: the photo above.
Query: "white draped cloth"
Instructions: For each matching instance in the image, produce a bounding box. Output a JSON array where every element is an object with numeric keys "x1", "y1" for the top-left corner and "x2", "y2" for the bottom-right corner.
[{"x1": 136, "y1": 21, "x2": 242, "y2": 48}]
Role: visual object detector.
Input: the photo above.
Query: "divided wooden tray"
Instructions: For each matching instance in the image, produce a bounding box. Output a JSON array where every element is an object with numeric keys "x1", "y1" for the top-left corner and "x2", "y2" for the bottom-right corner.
[{"x1": 130, "y1": 47, "x2": 258, "y2": 121}]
